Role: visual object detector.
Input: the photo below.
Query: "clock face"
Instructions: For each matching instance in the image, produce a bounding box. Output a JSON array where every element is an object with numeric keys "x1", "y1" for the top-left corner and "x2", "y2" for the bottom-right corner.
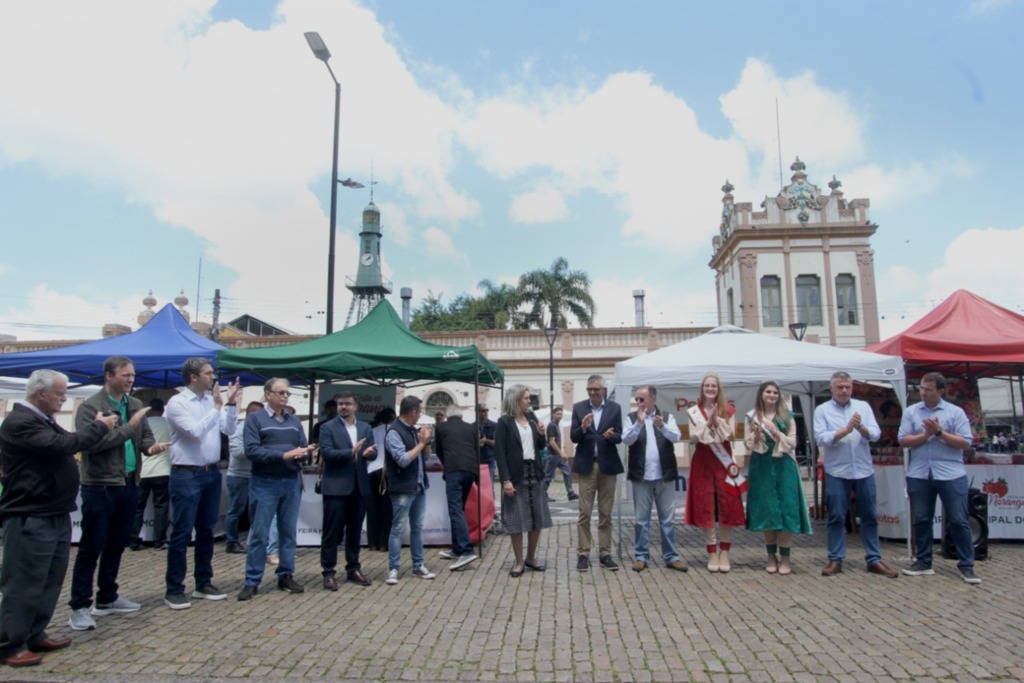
[{"x1": 360, "y1": 253, "x2": 374, "y2": 266}]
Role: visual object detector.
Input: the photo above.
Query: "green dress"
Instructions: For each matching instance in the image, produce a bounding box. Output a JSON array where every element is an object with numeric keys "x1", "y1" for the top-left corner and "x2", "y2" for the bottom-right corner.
[{"x1": 745, "y1": 415, "x2": 812, "y2": 534}]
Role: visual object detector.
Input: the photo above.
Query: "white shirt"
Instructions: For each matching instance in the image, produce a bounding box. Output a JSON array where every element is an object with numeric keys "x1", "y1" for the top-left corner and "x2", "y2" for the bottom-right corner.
[
  {"x1": 622, "y1": 411, "x2": 681, "y2": 481},
  {"x1": 165, "y1": 387, "x2": 236, "y2": 467}
]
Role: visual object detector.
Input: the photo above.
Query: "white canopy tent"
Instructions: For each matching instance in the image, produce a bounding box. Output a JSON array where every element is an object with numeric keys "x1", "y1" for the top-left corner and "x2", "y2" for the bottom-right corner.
[{"x1": 612, "y1": 325, "x2": 909, "y2": 558}]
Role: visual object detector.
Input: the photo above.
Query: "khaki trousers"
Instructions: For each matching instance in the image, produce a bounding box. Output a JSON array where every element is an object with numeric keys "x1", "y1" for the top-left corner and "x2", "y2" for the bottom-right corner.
[{"x1": 576, "y1": 468, "x2": 618, "y2": 557}]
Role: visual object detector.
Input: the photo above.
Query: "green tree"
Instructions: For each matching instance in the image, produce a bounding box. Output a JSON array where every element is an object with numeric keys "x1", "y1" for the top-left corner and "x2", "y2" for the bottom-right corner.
[
  {"x1": 517, "y1": 257, "x2": 596, "y2": 329},
  {"x1": 475, "y1": 279, "x2": 526, "y2": 330}
]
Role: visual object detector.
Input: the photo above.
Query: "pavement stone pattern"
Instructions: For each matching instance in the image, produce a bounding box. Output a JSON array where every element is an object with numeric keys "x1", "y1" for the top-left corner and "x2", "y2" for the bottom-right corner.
[{"x1": 5, "y1": 506, "x2": 1023, "y2": 683}]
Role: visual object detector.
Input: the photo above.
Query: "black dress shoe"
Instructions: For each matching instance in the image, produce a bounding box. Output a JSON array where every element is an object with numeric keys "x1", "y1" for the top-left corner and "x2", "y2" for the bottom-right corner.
[
  {"x1": 225, "y1": 542, "x2": 246, "y2": 554},
  {"x1": 346, "y1": 570, "x2": 372, "y2": 587},
  {"x1": 577, "y1": 555, "x2": 590, "y2": 572},
  {"x1": 599, "y1": 555, "x2": 619, "y2": 571},
  {"x1": 322, "y1": 575, "x2": 338, "y2": 591},
  {"x1": 152, "y1": 541, "x2": 166, "y2": 551}
]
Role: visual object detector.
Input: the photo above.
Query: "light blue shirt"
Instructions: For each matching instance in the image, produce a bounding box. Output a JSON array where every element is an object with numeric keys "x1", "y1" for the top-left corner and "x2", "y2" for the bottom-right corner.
[
  {"x1": 898, "y1": 399, "x2": 972, "y2": 481},
  {"x1": 165, "y1": 388, "x2": 236, "y2": 467},
  {"x1": 814, "y1": 397, "x2": 880, "y2": 480},
  {"x1": 622, "y1": 411, "x2": 680, "y2": 481},
  {"x1": 385, "y1": 420, "x2": 424, "y2": 490}
]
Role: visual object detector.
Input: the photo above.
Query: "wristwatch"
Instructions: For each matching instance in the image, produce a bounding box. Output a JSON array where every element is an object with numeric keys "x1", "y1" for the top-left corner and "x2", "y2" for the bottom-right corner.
[{"x1": 935, "y1": 428, "x2": 943, "y2": 438}]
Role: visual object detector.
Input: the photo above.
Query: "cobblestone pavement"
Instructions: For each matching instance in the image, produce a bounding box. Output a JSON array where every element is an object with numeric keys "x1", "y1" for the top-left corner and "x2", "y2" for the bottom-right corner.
[{"x1": 6, "y1": 509, "x2": 1024, "y2": 683}]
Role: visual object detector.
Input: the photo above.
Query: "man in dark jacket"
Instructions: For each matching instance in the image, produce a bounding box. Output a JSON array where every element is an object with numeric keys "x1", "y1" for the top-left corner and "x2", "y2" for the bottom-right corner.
[
  {"x1": 384, "y1": 396, "x2": 434, "y2": 585},
  {"x1": 434, "y1": 405, "x2": 479, "y2": 571},
  {"x1": 318, "y1": 392, "x2": 376, "y2": 590},
  {"x1": 0, "y1": 370, "x2": 116, "y2": 667},
  {"x1": 69, "y1": 356, "x2": 161, "y2": 631}
]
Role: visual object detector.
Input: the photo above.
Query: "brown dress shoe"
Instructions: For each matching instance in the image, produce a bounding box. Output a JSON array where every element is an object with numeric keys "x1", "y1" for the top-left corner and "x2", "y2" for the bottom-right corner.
[
  {"x1": 3, "y1": 649, "x2": 43, "y2": 667},
  {"x1": 29, "y1": 635, "x2": 72, "y2": 652},
  {"x1": 868, "y1": 561, "x2": 899, "y2": 578},
  {"x1": 821, "y1": 560, "x2": 843, "y2": 576},
  {"x1": 347, "y1": 570, "x2": 372, "y2": 587},
  {"x1": 322, "y1": 575, "x2": 338, "y2": 592},
  {"x1": 631, "y1": 560, "x2": 647, "y2": 572}
]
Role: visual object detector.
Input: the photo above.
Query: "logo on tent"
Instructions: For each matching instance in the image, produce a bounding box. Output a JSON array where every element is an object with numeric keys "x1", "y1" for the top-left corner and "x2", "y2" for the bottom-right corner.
[{"x1": 443, "y1": 350, "x2": 460, "y2": 361}]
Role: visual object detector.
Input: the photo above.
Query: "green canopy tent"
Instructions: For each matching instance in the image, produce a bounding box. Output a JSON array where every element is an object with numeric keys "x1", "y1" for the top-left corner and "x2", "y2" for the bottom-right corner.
[
  {"x1": 216, "y1": 300, "x2": 502, "y2": 387},
  {"x1": 215, "y1": 300, "x2": 503, "y2": 556}
]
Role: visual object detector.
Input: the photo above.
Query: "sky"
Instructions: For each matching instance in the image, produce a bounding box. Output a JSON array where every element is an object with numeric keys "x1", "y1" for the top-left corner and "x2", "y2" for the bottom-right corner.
[{"x1": 1, "y1": 0, "x2": 1023, "y2": 342}]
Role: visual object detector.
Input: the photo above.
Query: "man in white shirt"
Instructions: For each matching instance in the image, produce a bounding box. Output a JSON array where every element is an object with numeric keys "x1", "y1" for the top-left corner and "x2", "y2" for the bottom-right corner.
[{"x1": 164, "y1": 358, "x2": 239, "y2": 610}]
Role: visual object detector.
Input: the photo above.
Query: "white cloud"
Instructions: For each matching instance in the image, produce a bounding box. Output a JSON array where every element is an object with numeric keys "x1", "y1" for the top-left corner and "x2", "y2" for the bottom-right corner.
[
  {"x1": 422, "y1": 226, "x2": 462, "y2": 260},
  {"x1": 510, "y1": 189, "x2": 568, "y2": 224},
  {"x1": 590, "y1": 277, "x2": 718, "y2": 329},
  {"x1": 0, "y1": 284, "x2": 146, "y2": 341},
  {"x1": 843, "y1": 156, "x2": 976, "y2": 206},
  {"x1": 968, "y1": 0, "x2": 1012, "y2": 15}
]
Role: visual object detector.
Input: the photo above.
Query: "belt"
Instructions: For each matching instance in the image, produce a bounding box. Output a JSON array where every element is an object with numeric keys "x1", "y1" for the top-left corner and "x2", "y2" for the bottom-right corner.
[{"x1": 172, "y1": 463, "x2": 220, "y2": 472}]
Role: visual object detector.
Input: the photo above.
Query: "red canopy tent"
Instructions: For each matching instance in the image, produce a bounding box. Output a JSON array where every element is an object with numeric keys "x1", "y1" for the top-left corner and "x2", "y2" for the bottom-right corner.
[{"x1": 866, "y1": 289, "x2": 1024, "y2": 378}]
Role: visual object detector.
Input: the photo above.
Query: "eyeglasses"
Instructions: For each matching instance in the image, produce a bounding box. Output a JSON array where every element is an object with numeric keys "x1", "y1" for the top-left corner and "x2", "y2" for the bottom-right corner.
[
  {"x1": 271, "y1": 390, "x2": 291, "y2": 397},
  {"x1": 586, "y1": 388, "x2": 603, "y2": 393}
]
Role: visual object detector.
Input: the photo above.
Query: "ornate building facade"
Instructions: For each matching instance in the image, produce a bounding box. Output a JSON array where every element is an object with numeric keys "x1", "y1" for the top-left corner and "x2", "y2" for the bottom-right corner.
[{"x1": 709, "y1": 158, "x2": 880, "y2": 348}]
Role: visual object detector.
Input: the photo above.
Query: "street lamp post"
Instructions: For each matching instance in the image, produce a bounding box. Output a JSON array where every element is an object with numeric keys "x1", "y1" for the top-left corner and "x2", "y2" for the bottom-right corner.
[
  {"x1": 544, "y1": 326, "x2": 559, "y2": 411},
  {"x1": 305, "y1": 32, "x2": 341, "y2": 335},
  {"x1": 788, "y1": 321, "x2": 808, "y2": 341}
]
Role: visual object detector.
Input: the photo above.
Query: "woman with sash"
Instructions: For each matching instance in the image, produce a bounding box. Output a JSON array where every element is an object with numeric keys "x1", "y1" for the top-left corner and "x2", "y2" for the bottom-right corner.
[
  {"x1": 744, "y1": 381, "x2": 811, "y2": 575},
  {"x1": 685, "y1": 373, "x2": 746, "y2": 572}
]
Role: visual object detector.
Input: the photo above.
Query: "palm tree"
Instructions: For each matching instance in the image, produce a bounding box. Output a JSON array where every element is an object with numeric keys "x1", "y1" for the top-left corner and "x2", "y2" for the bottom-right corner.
[
  {"x1": 476, "y1": 279, "x2": 525, "y2": 330},
  {"x1": 517, "y1": 257, "x2": 596, "y2": 329}
]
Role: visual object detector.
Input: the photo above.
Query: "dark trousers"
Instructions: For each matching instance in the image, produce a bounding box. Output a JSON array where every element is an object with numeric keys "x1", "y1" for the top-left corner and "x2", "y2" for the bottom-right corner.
[
  {"x1": 70, "y1": 481, "x2": 137, "y2": 610},
  {"x1": 365, "y1": 470, "x2": 391, "y2": 550},
  {"x1": 0, "y1": 515, "x2": 70, "y2": 657},
  {"x1": 445, "y1": 470, "x2": 476, "y2": 556},
  {"x1": 320, "y1": 493, "x2": 366, "y2": 575},
  {"x1": 131, "y1": 475, "x2": 170, "y2": 544},
  {"x1": 166, "y1": 468, "x2": 221, "y2": 595}
]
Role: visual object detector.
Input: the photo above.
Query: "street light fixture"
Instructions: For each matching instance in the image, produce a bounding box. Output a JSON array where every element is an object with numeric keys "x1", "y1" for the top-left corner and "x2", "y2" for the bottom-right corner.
[
  {"x1": 305, "y1": 31, "x2": 344, "y2": 335},
  {"x1": 788, "y1": 322, "x2": 807, "y2": 341},
  {"x1": 544, "y1": 326, "x2": 559, "y2": 411}
]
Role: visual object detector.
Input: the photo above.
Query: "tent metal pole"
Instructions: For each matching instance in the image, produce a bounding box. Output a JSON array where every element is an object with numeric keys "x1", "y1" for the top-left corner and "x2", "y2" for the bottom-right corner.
[{"x1": 474, "y1": 364, "x2": 484, "y2": 560}]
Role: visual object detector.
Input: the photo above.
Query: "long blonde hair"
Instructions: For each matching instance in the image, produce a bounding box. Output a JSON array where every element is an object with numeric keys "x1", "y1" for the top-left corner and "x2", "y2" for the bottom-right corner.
[
  {"x1": 502, "y1": 384, "x2": 531, "y2": 418},
  {"x1": 700, "y1": 372, "x2": 728, "y2": 416}
]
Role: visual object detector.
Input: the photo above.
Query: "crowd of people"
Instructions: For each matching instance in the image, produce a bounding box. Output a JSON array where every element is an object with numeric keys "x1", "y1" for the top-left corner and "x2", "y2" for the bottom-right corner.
[{"x1": 0, "y1": 359, "x2": 984, "y2": 668}]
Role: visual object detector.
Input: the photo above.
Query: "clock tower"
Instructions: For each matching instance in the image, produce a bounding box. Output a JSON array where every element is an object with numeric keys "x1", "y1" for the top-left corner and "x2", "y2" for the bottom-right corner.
[{"x1": 344, "y1": 200, "x2": 393, "y2": 328}]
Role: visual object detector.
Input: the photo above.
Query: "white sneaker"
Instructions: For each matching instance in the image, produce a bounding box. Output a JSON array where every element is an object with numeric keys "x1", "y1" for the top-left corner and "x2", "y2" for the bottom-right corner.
[
  {"x1": 412, "y1": 565, "x2": 436, "y2": 580},
  {"x1": 449, "y1": 553, "x2": 479, "y2": 571},
  {"x1": 68, "y1": 608, "x2": 96, "y2": 630},
  {"x1": 91, "y1": 597, "x2": 141, "y2": 615},
  {"x1": 438, "y1": 549, "x2": 456, "y2": 560},
  {"x1": 386, "y1": 568, "x2": 399, "y2": 585}
]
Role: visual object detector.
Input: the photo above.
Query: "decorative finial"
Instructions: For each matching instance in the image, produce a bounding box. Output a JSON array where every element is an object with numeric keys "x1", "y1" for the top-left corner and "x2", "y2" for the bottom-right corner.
[
  {"x1": 721, "y1": 180, "x2": 734, "y2": 194},
  {"x1": 828, "y1": 175, "x2": 842, "y2": 192},
  {"x1": 790, "y1": 156, "x2": 806, "y2": 173}
]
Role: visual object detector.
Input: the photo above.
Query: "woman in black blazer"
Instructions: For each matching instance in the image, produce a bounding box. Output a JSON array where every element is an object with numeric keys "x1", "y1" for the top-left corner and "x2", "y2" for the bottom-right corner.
[{"x1": 494, "y1": 384, "x2": 552, "y2": 577}]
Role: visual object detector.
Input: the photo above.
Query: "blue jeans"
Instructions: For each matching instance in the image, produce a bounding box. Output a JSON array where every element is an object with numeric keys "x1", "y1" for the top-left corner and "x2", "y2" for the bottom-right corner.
[
  {"x1": 445, "y1": 471, "x2": 476, "y2": 557},
  {"x1": 70, "y1": 481, "x2": 137, "y2": 609},
  {"x1": 824, "y1": 473, "x2": 881, "y2": 567},
  {"x1": 166, "y1": 468, "x2": 221, "y2": 595},
  {"x1": 389, "y1": 491, "x2": 426, "y2": 571},
  {"x1": 224, "y1": 475, "x2": 249, "y2": 545},
  {"x1": 907, "y1": 475, "x2": 974, "y2": 569},
  {"x1": 543, "y1": 452, "x2": 576, "y2": 495},
  {"x1": 244, "y1": 476, "x2": 301, "y2": 586},
  {"x1": 632, "y1": 479, "x2": 680, "y2": 563}
]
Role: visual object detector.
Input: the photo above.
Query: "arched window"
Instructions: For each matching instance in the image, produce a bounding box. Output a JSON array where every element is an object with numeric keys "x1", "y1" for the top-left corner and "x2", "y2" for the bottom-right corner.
[
  {"x1": 836, "y1": 274, "x2": 858, "y2": 325},
  {"x1": 760, "y1": 275, "x2": 782, "y2": 327}
]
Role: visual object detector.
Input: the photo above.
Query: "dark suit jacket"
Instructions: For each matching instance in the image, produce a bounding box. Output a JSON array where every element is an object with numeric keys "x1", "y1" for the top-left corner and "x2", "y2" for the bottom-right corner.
[
  {"x1": 77, "y1": 389, "x2": 155, "y2": 485},
  {"x1": 0, "y1": 403, "x2": 111, "y2": 519},
  {"x1": 570, "y1": 398, "x2": 624, "y2": 476},
  {"x1": 318, "y1": 416, "x2": 375, "y2": 497},
  {"x1": 494, "y1": 414, "x2": 547, "y2": 486},
  {"x1": 435, "y1": 416, "x2": 479, "y2": 475}
]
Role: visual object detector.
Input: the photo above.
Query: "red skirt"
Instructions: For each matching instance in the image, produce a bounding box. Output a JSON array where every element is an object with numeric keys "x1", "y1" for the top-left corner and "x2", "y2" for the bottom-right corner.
[{"x1": 684, "y1": 443, "x2": 746, "y2": 527}]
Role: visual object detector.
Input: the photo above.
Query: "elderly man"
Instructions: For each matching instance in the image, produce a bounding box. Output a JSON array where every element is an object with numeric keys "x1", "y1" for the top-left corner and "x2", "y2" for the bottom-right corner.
[
  {"x1": 69, "y1": 356, "x2": 161, "y2": 631},
  {"x1": 164, "y1": 358, "x2": 240, "y2": 610},
  {"x1": 899, "y1": 373, "x2": 980, "y2": 584},
  {"x1": 813, "y1": 371, "x2": 898, "y2": 578},
  {"x1": 434, "y1": 404, "x2": 480, "y2": 571},
  {"x1": 622, "y1": 385, "x2": 687, "y2": 573},
  {"x1": 238, "y1": 378, "x2": 315, "y2": 601},
  {"x1": 0, "y1": 370, "x2": 116, "y2": 667},
  {"x1": 318, "y1": 391, "x2": 376, "y2": 590},
  {"x1": 570, "y1": 374, "x2": 624, "y2": 572}
]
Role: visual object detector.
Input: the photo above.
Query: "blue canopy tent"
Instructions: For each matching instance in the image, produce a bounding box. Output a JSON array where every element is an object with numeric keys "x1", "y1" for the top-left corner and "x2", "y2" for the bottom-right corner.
[{"x1": 0, "y1": 304, "x2": 226, "y2": 388}]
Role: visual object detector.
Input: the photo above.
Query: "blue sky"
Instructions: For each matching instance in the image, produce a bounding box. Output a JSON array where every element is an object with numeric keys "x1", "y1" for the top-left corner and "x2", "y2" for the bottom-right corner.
[{"x1": 1, "y1": 0, "x2": 1022, "y2": 340}]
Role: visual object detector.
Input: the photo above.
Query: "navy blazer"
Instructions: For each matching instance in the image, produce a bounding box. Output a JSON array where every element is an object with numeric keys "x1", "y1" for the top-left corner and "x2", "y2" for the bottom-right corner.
[
  {"x1": 494, "y1": 414, "x2": 547, "y2": 486},
  {"x1": 318, "y1": 416, "x2": 376, "y2": 497},
  {"x1": 569, "y1": 398, "x2": 624, "y2": 476}
]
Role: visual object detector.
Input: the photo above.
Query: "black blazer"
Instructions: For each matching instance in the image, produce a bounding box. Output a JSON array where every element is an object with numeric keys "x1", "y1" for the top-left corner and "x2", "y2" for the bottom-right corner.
[
  {"x1": 569, "y1": 399, "x2": 624, "y2": 476},
  {"x1": 494, "y1": 414, "x2": 546, "y2": 486},
  {"x1": 318, "y1": 416, "x2": 375, "y2": 497},
  {"x1": 435, "y1": 416, "x2": 480, "y2": 475}
]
